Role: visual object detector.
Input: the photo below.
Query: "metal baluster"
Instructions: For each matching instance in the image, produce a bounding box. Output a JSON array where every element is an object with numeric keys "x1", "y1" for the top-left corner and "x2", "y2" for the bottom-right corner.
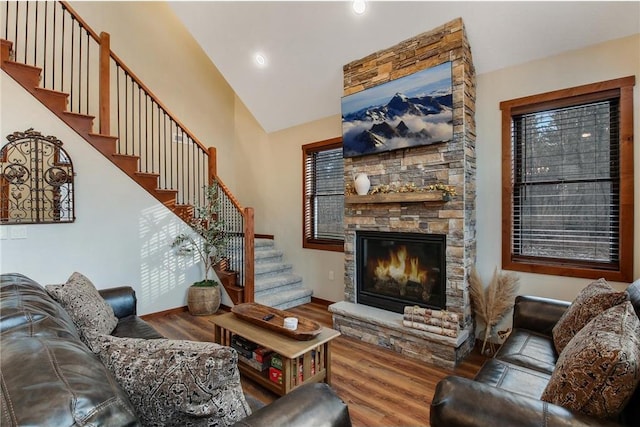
[
  {"x1": 130, "y1": 75, "x2": 134, "y2": 155},
  {"x1": 85, "y1": 30, "x2": 89, "y2": 115},
  {"x1": 78, "y1": 22, "x2": 82, "y2": 113},
  {"x1": 43, "y1": 1, "x2": 48, "y2": 86},
  {"x1": 150, "y1": 98, "x2": 154, "y2": 174},
  {"x1": 52, "y1": 2, "x2": 56, "y2": 88},
  {"x1": 134, "y1": 83, "x2": 142, "y2": 158},
  {"x1": 33, "y1": 1, "x2": 37, "y2": 65},
  {"x1": 124, "y1": 71, "x2": 128, "y2": 153},
  {"x1": 23, "y1": 1, "x2": 28, "y2": 63},
  {"x1": 171, "y1": 119, "x2": 175, "y2": 190},
  {"x1": 180, "y1": 127, "x2": 184, "y2": 204},
  {"x1": 13, "y1": 2, "x2": 18, "y2": 55},
  {"x1": 187, "y1": 136, "x2": 191, "y2": 205},
  {"x1": 61, "y1": 8, "x2": 66, "y2": 92},
  {"x1": 4, "y1": 1, "x2": 9, "y2": 39},
  {"x1": 116, "y1": 65, "x2": 121, "y2": 151},
  {"x1": 163, "y1": 113, "x2": 167, "y2": 189},
  {"x1": 197, "y1": 148, "x2": 202, "y2": 208},
  {"x1": 70, "y1": 16, "x2": 75, "y2": 111}
]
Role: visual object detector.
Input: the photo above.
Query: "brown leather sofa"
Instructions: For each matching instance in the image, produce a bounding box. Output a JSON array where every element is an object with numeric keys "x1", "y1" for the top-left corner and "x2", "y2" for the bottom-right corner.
[
  {"x1": 431, "y1": 279, "x2": 640, "y2": 427},
  {"x1": 0, "y1": 273, "x2": 351, "y2": 427}
]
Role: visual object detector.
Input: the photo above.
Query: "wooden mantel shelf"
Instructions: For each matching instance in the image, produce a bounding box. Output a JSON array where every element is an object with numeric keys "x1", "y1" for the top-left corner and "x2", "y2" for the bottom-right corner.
[{"x1": 345, "y1": 192, "x2": 447, "y2": 204}]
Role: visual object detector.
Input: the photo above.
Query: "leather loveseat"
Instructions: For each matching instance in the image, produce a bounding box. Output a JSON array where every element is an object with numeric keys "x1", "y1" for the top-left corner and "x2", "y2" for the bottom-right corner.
[
  {"x1": 0, "y1": 273, "x2": 351, "y2": 427},
  {"x1": 431, "y1": 279, "x2": 640, "y2": 427}
]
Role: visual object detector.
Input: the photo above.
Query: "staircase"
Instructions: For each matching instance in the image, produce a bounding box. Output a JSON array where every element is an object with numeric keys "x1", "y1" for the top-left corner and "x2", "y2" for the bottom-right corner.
[
  {"x1": 253, "y1": 239, "x2": 312, "y2": 310},
  {"x1": 0, "y1": 40, "x2": 193, "y2": 223},
  {"x1": 1, "y1": 1, "x2": 313, "y2": 310}
]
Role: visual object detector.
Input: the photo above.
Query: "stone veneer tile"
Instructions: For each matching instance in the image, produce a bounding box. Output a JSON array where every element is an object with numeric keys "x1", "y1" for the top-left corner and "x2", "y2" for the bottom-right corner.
[{"x1": 341, "y1": 18, "x2": 476, "y2": 367}]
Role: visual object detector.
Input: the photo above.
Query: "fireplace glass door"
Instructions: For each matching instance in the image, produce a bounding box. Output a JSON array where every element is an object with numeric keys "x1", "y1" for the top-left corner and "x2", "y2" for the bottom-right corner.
[{"x1": 356, "y1": 231, "x2": 446, "y2": 314}]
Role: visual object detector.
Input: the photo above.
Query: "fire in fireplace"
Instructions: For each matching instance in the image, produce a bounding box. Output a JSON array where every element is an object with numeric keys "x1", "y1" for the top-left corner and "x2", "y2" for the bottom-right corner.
[{"x1": 356, "y1": 231, "x2": 446, "y2": 314}]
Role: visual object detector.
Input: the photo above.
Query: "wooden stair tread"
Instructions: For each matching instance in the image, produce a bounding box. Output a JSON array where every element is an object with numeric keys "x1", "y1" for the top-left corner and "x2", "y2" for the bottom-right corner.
[
  {"x1": 111, "y1": 153, "x2": 138, "y2": 159},
  {"x1": 2, "y1": 59, "x2": 40, "y2": 72},
  {"x1": 134, "y1": 171, "x2": 160, "y2": 178},
  {"x1": 1, "y1": 41, "x2": 198, "y2": 245},
  {"x1": 62, "y1": 110, "x2": 95, "y2": 120},
  {"x1": 34, "y1": 86, "x2": 68, "y2": 97},
  {"x1": 1, "y1": 59, "x2": 42, "y2": 88},
  {"x1": 88, "y1": 132, "x2": 118, "y2": 141},
  {"x1": 34, "y1": 87, "x2": 68, "y2": 110}
]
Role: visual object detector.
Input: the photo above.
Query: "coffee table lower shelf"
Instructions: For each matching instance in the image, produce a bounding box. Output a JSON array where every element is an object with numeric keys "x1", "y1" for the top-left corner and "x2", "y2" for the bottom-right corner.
[
  {"x1": 212, "y1": 311, "x2": 340, "y2": 396},
  {"x1": 237, "y1": 362, "x2": 328, "y2": 396}
]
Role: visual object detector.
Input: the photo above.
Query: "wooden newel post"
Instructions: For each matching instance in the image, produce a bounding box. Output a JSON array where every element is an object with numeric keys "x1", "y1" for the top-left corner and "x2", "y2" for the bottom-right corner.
[
  {"x1": 99, "y1": 32, "x2": 110, "y2": 135},
  {"x1": 208, "y1": 147, "x2": 217, "y2": 185},
  {"x1": 243, "y1": 207, "x2": 255, "y2": 303}
]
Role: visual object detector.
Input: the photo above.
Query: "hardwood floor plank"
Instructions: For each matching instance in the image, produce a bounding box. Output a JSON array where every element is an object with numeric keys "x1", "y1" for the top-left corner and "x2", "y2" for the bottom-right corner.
[{"x1": 146, "y1": 302, "x2": 486, "y2": 426}]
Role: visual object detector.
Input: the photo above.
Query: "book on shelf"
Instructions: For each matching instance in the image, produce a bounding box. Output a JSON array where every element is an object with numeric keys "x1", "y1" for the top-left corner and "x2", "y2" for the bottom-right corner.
[
  {"x1": 231, "y1": 335, "x2": 258, "y2": 352},
  {"x1": 253, "y1": 347, "x2": 274, "y2": 364},
  {"x1": 231, "y1": 342, "x2": 254, "y2": 360},
  {"x1": 237, "y1": 352, "x2": 271, "y2": 372}
]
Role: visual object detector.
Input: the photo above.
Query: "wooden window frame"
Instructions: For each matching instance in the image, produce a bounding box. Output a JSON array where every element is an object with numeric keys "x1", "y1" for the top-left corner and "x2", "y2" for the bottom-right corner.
[
  {"x1": 500, "y1": 76, "x2": 635, "y2": 282},
  {"x1": 302, "y1": 137, "x2": 344, "y2": 252}
]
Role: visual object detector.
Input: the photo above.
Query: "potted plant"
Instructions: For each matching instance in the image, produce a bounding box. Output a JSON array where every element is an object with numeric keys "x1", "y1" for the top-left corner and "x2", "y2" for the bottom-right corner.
[{"x1": 172, "y1": 181, "x2": 229, "y2": 315}]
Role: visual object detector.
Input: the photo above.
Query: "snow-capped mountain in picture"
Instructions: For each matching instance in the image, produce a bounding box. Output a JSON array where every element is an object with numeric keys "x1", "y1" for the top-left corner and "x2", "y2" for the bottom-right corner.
[{"x1": 342, "y1": 62, "x2": 453, "y2": 158}]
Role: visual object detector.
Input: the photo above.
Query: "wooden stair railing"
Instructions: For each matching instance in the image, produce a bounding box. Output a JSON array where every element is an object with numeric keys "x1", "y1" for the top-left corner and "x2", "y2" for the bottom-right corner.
[{"x1": 0, "y1": 1, "x2": 255, "y2": 304}]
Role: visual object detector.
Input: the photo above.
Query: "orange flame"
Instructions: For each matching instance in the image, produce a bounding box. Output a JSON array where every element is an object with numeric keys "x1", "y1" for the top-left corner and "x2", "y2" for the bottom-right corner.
[{"x1": 373, "y1": 245, "x2": 428, "y2": 285}]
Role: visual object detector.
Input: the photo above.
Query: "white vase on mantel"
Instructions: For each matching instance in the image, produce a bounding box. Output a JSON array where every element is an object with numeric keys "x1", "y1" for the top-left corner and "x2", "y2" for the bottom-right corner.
[{"x1": 354, "y1": 173, "x2": 371, "y2": 195}]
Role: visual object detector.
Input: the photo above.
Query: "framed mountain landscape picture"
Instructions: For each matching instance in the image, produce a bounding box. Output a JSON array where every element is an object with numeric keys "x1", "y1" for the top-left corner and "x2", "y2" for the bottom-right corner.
[{"x1": 342, "y1": 61, "x2": 453, "y2": 158}]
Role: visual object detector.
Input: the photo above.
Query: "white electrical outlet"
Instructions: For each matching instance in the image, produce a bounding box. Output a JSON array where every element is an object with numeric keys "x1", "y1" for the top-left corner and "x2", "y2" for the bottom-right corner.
[
  {"x1": 329, "y1": 270, "x2": 335, "y2": 280},
  {"x1": 10, "y1": 226, "x2": 27, "y2": 239}
]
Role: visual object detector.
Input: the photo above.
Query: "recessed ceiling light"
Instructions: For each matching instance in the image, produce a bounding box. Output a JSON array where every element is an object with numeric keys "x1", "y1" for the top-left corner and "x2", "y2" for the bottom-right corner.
[
  {"x1": 254, "y1": 53, "x2": 266, "y2": 67},
  {"x1": 353, "y1": 0, "x2": 366, "y2": 15}
]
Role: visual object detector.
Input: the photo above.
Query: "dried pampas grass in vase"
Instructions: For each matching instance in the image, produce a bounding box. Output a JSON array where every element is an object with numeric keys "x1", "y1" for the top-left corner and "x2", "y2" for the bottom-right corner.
[{"x1": 469, "y1": 267, "x2": 520, "y2": 355}]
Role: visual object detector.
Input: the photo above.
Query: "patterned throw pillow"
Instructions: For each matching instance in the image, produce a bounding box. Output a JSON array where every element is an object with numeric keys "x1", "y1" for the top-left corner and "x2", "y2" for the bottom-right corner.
[
  {"x1": 95, "y1": 335, "x2": 251, "y2": 427},
  {"x1": 542, "y1": 301, "x2": 640, "y2": 419},
  {"x1": 46, "y1": 272, "x2": 118, "y2": 352},
  {"x1": 552, "y1": 278, "x2": 627, "y2": 353}
]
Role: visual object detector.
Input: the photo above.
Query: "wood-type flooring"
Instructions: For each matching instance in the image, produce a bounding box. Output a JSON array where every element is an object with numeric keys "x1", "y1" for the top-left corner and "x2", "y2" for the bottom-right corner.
[{"x1": 145, "y1": 301, "x2": 486, "y2": 427}]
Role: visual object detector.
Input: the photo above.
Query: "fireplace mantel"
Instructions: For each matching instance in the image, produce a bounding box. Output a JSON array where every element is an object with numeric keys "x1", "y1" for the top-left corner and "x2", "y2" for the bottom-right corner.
[{"x1": 345, "y1": 192, "x2": 449, "y2": 204}]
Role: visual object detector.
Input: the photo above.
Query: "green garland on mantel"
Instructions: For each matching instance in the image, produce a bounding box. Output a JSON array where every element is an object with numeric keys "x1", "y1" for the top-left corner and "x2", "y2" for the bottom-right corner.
[{"x1": 345, "y1": 182, "x2": 457, "y2": 197}]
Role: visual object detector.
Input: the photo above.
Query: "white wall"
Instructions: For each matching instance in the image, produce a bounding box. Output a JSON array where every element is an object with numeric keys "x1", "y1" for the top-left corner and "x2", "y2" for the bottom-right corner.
[
  {"x1": 233, "y1": 97, "x2": 346, "y2": 303},
  {"x1": 0, "y1": 72, "x2": 232, "y2": 314},
  {"x1": 68, "y1": 1, "x2": 239, "y2": 188},
  {"x1": 475, "y1": 34, "x2": 640, "y2": 298}
]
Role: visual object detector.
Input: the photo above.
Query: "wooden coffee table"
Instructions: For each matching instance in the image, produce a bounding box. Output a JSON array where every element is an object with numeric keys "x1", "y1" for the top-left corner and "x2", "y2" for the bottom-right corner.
[{"x1": 212, "y1": 311, "x2": 340, "y2": 396}]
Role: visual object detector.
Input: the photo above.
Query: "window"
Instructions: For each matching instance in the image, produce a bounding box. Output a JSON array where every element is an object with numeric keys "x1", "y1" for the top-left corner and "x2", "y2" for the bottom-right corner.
[
  {"x1": 303, "y1": 137, "x2": 344, "y2": 252},
  {"x1": 501, "y1": 77, "x2": 634, "y2": 282}
]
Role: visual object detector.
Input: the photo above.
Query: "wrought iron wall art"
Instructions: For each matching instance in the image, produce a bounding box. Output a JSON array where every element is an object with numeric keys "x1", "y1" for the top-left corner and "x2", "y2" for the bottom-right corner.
[{"x1": 0, "y1": 129, "x2": 75, "y2": 224}]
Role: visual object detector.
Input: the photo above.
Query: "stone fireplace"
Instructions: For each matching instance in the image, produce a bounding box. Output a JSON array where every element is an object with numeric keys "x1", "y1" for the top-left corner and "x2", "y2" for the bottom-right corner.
[{"x1": 329, "y1": 18, "x2": 476, "y2": 368}]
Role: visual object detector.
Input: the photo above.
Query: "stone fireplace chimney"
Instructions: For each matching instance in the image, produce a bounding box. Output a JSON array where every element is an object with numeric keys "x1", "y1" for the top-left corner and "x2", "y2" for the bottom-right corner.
[{"x1": 329, "y1": 18, "x2": 476, "y2": 368}]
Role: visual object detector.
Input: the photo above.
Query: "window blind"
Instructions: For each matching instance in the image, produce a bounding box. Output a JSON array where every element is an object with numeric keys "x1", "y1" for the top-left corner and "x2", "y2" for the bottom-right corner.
[
  {"x1": 304, "y1": 146, "x2": 344, "y2": 242},
  {"x1": 512, "y1": 98, "x2": 620, "y2": 267}
]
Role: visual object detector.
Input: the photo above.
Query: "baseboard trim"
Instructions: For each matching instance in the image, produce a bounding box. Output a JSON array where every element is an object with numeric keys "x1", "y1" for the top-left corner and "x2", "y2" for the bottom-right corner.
[
  {"x1": 255, "y1": 234, "x2": 274, "y2": 240},
  {"x1": 141, "y1": 304, "x2": 231, "y2": 320},
  {"x1": 311, "y1": 296, "x2": 334, "y2": 307},
  {"x1": 140, "y1": 305, "x2": 188, "y2": 320}
]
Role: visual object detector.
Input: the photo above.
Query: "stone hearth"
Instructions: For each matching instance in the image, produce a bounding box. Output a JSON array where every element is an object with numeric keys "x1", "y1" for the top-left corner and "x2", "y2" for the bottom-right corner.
[
  {"x1": 330, "y1": 18, "x2": 476, "y2": 368},
  {"x1": 330, "y1": 302, "x2": 469, "y2": 368}
]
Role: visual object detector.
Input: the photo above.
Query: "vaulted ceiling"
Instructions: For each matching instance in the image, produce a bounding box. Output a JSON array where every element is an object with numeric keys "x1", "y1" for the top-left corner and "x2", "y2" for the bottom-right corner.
[{"x1": 170, "y1": 1, "x2": 640, "y2": 133}]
